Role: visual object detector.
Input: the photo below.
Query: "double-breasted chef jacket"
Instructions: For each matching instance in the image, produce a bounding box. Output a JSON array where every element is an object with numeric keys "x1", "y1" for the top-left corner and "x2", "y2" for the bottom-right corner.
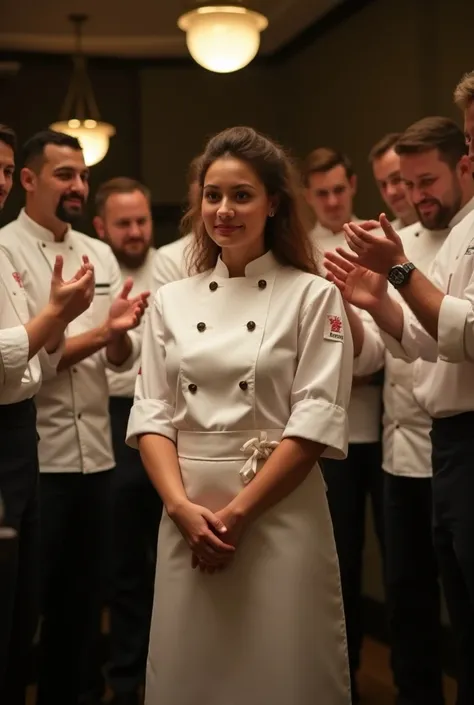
[
  {"x1": 127, "y1": 251, "x2": 354, "y2": 460},
  {"x1": 0, "y1": 209, "x2": 140, "y2": 473}
]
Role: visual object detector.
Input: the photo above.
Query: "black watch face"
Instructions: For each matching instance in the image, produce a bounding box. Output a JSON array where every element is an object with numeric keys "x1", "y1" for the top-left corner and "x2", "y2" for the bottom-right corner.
[{"x1": 389, "y1": 268, "x2": 405, "y2": 286}]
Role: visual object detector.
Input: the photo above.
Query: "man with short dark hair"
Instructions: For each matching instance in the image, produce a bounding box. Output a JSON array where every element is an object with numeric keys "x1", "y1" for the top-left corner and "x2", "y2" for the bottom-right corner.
[
  {"x1": 0, "y1": 129, "x2": 149, "y2": 705},
  {"x1": 369, "y1": 133, "x2": 417, "y2": 229},
  {"x1": 93, "y1": 177, "x2": 160, "y2": 705},
  {"x1": 324, "y1": 100, "x2": 474, "y2": 704},
  {"x1": 351, "y1": 115, "x2": 474, "y2": 705},
  {"x1": 0, "y1": 124, "x2": 96, "y2": 705}
]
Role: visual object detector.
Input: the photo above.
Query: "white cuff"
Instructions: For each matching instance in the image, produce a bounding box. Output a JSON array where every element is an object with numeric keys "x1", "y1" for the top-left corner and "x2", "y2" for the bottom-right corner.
[
  {"x1": 126, "y1": 399, "x2": 177, "y2": 448},
  {"x1": 0, "y1": 325, "x2": 29, "y2": 385},
  {"x1": 38, "y1": 336, "x2": 65, "y2": 380},
  {"x1": 438, "y1": 295, "x2": 471, "y2": 363},
  {"x1": 282, "y1": 398, "x2": 349, "y2": 460}
]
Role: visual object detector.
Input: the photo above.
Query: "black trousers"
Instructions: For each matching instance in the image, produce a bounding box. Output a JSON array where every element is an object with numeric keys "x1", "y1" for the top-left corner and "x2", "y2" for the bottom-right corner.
[
  {"x1": 384, "y1": 473, "x2": 444, "y2": 705},
  {"x1": 322, "y1": 442, "x2": 385, "y2": 691},
  {"x1": 106, "y1": 396, "x2": 161, "y2": 695},
  {"x1": 36, "y1": 468, "x2": 111, "y2": 705},
  {"x1": 431, "y1": 412, "x2": 474, "y2": 705},
  {"x1": 0, "y1": 399, "x2": 39, "y2": 705}
]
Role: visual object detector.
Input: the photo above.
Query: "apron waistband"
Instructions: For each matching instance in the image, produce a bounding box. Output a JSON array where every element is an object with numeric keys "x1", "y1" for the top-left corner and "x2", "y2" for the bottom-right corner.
[{"x1": 177, "y1": 429, "x2": 284, "y2": 485}]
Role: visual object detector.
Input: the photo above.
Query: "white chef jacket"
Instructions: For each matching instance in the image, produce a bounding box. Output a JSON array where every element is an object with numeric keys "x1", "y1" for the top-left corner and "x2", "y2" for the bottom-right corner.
[
  {"x1": 0, "y1": 249, "x2": 62, "y2": 405},
  {"x1": 151, "y1": 233, "x2": 193, "y2": 292},
  {"x1": 127, "y1": 251, "x2": 353, "y2": 459},
  {"x1": 107, "y1": 247, "x2": 156, "y2": 399},
  {"x1": 311, "y1": 219, "x2": 383, "y2": 444},
  {"x1": 382, "y1": 198, "x2": 474, "y2": 419},
  {"x1": 355, "y1": 221, "x2": 452, "y2": 477},
  {"x1": 0, "y1": 209, "x2": 140, "y2": 473}
]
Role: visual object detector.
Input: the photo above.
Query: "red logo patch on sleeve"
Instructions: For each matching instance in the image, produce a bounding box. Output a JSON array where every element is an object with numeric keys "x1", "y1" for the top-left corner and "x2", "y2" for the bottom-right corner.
[
  {"x1": 324, "y1": 314, "x2": 344, "y2": 342},
  {"x1": 12, "y1": 272, "x2": 23, "y2": 288}
]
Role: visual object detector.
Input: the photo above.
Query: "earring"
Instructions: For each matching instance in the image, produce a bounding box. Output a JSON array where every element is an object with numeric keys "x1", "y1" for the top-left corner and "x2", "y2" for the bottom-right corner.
[{"x1": 268, "y1": 209, "x2": 275, "y2": 217}]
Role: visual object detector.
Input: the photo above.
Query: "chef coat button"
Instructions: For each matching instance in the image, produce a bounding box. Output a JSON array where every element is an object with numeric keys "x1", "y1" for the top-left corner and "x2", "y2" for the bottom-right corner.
[
  {"x1": 77, "y1": 413, "x2": 82, "y2": 419},
  {"x1": 188, "y1": 383, "x2": 197, "y2": 394},
  {"x1": 209, "y1": 281, "x2": 218, "y2": 291},
  {"x1": 247, "y1": 321, "x2": 256, "y2": 331},
  {"x1": 239, "y1": 381, "x2": 248, "y2": 391},
  {"x1": 395, "y1": 423, "x2": 400, "y2": 429},
  {"x1": 197, "y1": 322, "x2": 206, "y2": 332},
  {"x1": 69, "y1": 246, "x2": 73, "y2": 250},
  {"x1": 41, "y1": 243, "x2": 46, "y2": 248},
  {"x1": 258, "y1": 279, "x2": 267, "y2": 290}
]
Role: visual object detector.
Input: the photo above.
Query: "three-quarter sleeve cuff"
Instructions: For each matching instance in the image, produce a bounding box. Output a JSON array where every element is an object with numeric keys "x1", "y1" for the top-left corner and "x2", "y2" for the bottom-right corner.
[
  {"x1": 38, "y1": 337, "x2": 65, "y2": 380},
  {"x1": 0, "y1": 325, "x2": 29, "y2": 385},
  {"x1": 282, "y1": 398, "x2": 349, "y2": 460},
  {"x1": 125, "y1": 399, "x2": 177, "y2": 448},
  {"x1": 380, "y1": 329, "x2": 414, "y2": 363},
  {"x1": 438, "y1": 295, "x2": 471, "y2": 363}
]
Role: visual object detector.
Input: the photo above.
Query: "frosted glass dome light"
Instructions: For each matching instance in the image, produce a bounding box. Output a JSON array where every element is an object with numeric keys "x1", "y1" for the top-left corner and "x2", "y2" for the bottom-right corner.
[
  {"x1": 178, "y1": 5, "x2": 268, "y2": 73},
  {"x1": 50, "y1": 119, "x2": 116, "y2": 166}
]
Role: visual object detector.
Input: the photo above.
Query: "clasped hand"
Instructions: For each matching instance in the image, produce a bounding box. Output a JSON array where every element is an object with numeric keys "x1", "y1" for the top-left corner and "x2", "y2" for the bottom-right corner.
[{"x1": 171, "y1": 500, "x2": 246, "y2": 575}]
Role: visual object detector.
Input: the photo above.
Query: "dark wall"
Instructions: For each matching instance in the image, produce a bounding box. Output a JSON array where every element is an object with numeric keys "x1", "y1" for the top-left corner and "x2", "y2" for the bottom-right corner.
[{"x1": 0, "y1": 56, "x2": 141, "y2": 235}]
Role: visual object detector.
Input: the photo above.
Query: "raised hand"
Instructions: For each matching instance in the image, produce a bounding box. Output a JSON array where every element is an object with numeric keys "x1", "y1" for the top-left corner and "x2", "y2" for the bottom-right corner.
[
  {"x1": 342, "y1": 213, "x2": 407, "y2": 274},
  {"x1": 324, "y1": 249, "x2": 388, "y2": 311},
  {"x1": 107, "y1": 278, "x2": 150, "y2": 336},
  {"x1": 49, "y1": 254, "x2": 95, "y2": 323}
]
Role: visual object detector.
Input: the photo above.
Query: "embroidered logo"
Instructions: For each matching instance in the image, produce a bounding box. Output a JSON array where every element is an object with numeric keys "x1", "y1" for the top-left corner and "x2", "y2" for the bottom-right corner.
[
  {"x1": 12, "y1": 272, "x2": 23, "y2": 288},
  {"x1": 324, "y1": 314, "x2": 344, "y2": 342},
  {"x1": 465, "y1": 239, "x2": 474, "y2": 255}
]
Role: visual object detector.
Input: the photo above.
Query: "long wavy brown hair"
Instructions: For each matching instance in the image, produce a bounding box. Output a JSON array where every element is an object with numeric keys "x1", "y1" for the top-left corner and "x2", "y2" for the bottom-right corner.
[{"x1": 181, "y1": 127, "x2": 321, "y2": 276}]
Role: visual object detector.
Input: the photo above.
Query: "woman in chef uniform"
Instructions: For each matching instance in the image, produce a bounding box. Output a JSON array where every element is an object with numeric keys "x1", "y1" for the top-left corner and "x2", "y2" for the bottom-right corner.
[{"x1": 127, "y1": 126, "x2": 353, "y2": 705}]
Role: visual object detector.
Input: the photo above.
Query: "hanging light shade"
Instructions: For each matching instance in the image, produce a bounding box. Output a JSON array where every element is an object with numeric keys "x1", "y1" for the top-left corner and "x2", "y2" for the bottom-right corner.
[
  {"x1": 178, "y1": 4, "x2": 268, "y2": 73},
  {"x1": 50, "y1": 14, "x2": 116, "y2": 166},
  {"x1": 50, "y1": 119, "x2": 115, "y2": 167}
]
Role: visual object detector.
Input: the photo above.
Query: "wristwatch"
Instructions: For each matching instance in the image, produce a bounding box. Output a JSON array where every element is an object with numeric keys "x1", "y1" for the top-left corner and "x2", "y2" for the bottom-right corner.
[{"x1": 387, "y1": 262, "x2": 416, "y2": 289}]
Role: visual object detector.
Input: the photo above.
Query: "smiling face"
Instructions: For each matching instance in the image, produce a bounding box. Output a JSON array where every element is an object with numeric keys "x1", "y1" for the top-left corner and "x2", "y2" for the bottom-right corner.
[
  {"x1": 21, "y1": 144, "x2": 89, "y2": 224},
  {"x1": 400, "y1": 148, "x2": 464, "y2": 230},
  {"x1": 201, "y1": 156, "x2": 274, "y2": 261}
]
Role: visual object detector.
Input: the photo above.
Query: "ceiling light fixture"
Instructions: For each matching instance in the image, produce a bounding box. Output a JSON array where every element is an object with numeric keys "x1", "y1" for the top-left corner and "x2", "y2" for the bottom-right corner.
[
  {"x1": 50, "y1": 14, "x2": 115, "y2": 166},
  {"x1": 178, "y1": 2, "x2": 268, "y2": 73}
]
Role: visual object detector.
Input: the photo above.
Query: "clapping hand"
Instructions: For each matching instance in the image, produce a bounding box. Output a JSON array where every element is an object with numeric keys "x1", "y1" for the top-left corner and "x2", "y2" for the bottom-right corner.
[
  {"x1": 107, "y1": 278, "x2": 150, "y2": 336},
  {"x1": 342, "y1": 213, "x2": 407, "y2": 274},
  {"x1": 324, "y1": 249, "x2": 388, "y2": 312},
  {"x1": 49, "y1": 254, "x2": 95, "y2": 323}
]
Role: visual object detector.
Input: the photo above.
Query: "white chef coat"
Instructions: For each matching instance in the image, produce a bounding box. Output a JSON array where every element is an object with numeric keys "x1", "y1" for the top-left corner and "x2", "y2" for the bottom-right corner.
[
  {"x1": 151, "y1": 233, "x2": 193, "y2": 292},
  {"x1": 355, "y1": 221, "x2": 451, "y2": 477},
  {"x1": 127, "y1": 251, "x2": 354, "y2": 459},
  {"x1": 0, "y1": 249, "x2": 62, "y2": 405},
  {"x1": 0, "y1": 209, "x2": 140, "y2": 473},
  {"x1": 382, "y1": 198, "x2": 474, "y2": 419},
  {"x1": 107, "y1": 247, "x2": 156, "y2": 399},
  {"x1": 311, "y1": 219, "x2": 383, "y2": 444}
]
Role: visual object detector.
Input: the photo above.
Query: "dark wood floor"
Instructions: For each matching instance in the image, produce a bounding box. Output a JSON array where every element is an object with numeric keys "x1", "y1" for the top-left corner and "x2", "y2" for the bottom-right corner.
[
  {"x1": 358, "y1": 637, "x2": 456, "y2": 705},
  {"x1": 26, "y1": 636, "x2": 457, "y2": 704}
]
